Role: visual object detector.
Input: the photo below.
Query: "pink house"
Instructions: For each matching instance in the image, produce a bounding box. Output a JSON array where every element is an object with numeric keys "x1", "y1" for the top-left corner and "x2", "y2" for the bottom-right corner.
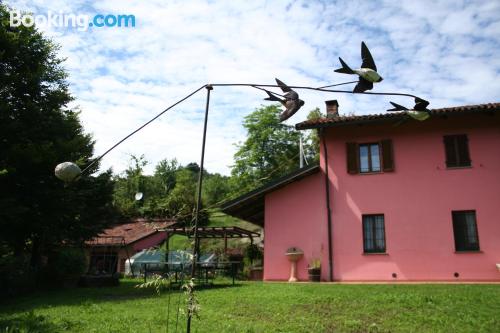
[{"x1": 222, "y1": 102, "x2": 500, "y2": 282}]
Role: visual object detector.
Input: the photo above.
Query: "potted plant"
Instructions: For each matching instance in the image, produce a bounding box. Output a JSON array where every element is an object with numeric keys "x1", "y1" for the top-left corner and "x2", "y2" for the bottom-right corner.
[
  {"x1": 245, "y1": 244, "x2": 263, "y2": 280},
  {"x1": 308, "y1": 258, "x2": 321, "y2": 282}
]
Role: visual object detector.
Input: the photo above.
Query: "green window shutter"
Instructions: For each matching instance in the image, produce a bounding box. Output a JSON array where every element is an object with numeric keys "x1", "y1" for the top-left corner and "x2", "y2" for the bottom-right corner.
[
  {"x1": 346, "y1": 142, "x2": 358, "y2": 174},
  {"x1": 381, "y1": 139, "x2": 394, "y2": 172}
]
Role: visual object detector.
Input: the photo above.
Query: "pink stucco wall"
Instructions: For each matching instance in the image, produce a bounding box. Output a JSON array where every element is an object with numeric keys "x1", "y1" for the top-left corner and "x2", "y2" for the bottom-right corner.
[
  {"x1": 116, "y1": 232, "x2": 167, "y2": 272},
  {"x1": 264, "y1": 172, "x2": 327, "y2": 281},
  {"x1": 132, "y1": 232, "x2": 167, "y2": 252},
  {"x1": 264, "y1": 113, "x2": 500, "y2": 281}
]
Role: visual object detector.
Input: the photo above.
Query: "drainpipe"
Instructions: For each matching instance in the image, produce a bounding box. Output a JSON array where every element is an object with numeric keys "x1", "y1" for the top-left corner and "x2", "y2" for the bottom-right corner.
[{"x1": 320, "y1": 128, "x2": 334, "y2": 282}]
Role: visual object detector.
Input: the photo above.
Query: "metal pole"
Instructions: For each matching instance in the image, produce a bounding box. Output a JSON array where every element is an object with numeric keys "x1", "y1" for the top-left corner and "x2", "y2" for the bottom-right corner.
[
  {"x1": 165, "y1": 232, "x2": 170, "y2": 275},
  {"x1": 299, "y1": 135, "x2": 304, "y2": 169},
  {"x1": 321, "y1": 129, "x2": 334, "y2": 282},
  {"x1": 224, "y1": 232, "x2": 228, "y2": 254},
  {"x1": 209, "y1": 82, "x2": 421, "y2": 99},
  {"x1": 187, "y1": 85, "x2": 212, "y2": 333}
]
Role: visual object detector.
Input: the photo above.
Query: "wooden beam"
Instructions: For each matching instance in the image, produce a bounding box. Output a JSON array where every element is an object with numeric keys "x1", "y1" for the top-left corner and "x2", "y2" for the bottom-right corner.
[{"x1": 224, "y1": 232, "x2": 228, "y2": 254}]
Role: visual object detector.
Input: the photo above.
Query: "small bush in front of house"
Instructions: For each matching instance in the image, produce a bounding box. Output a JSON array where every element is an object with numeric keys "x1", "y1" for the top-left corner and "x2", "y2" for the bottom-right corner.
[
  {"x1": 52, "y1": 247, "x2": 87, "y2": 277},
  {"x1": 244, "y1": 244, "x2": 263, "y2": 264},
  {"x1": 0, "y1": 254, "x2": 37, "y2": 297},
  {"x1": 41, "y1": 247, "x2": 87, "y2": 287}
]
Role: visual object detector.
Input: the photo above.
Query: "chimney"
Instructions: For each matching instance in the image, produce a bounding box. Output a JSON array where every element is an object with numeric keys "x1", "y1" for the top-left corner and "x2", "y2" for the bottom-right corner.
[{"x1": 325, "y1": 100, "x2": 339, "y2": 118}]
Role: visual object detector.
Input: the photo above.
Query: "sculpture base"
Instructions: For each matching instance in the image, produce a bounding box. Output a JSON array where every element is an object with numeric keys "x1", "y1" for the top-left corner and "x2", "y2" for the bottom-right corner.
[{"x1": 288, "y1": 261, "x2": 299, "y2": 283}]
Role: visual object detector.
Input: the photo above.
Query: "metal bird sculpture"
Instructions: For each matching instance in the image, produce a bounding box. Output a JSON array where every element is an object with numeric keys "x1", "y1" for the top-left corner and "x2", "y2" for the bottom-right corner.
[
  {"x1": 387, "y1": 97, "x2": 431, "y2": 121},
  {"x1": 334, "y1": 41, "x2": 383, "y2": 93},
  {"x1": 263, "y1": 78, "x2": 305, "y2": 122}
]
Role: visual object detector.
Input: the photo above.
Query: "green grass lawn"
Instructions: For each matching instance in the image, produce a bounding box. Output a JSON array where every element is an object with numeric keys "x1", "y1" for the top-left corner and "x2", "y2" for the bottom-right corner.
[
  {"x1": 1, "y1": 280, "x2": 499, "y2": 333},
  {"x1": 207, "y1": 211, "x2": 260, "y2": 231}
]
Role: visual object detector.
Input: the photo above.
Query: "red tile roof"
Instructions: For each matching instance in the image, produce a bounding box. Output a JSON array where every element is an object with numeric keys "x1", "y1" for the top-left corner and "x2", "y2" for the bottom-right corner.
[
  {"x1": 295, "y1": 102, "x2": 500, "y2": 130},
  {"x1": 86, "y1": 218, "x2": 176, "y2": 246}
]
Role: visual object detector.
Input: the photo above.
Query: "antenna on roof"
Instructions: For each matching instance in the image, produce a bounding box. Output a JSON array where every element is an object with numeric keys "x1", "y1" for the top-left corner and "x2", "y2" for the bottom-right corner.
[{"x1": 299, "y1": 134, "x2": 308, "y2": 168}]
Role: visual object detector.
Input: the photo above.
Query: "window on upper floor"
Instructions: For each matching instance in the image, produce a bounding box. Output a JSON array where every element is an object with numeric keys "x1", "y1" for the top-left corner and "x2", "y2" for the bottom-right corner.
[
  {"x1": 444, "y1": 134, "x2": 471, "y2": 168},
  {"x1": 346, "y1": 140, "x2": 394, "y2": 174},
  {"x1": 362, "y1": 214, "x2": 386, "y2": 253},
  {"x1": 359, "y1": 143, "x2": 380, "y2": 173},
  {"x1": 452, "y1": 210, "x2": 480, "y2": 252}
]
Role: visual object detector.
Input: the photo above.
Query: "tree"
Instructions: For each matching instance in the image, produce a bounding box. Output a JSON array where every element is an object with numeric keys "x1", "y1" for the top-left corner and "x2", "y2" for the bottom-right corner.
[
  {"x1": 305, "y1": 108, "x2": 323, "y2": 162},
  {"x1": 230, "y1": 105, "x2": 317, "y2": 193},
  {"x1": 112, "y1": 157, "x2": 210, "y2": 224},
  {"x1": 165, "y1": 168, "x2": 208, "y2": 226},
  {"x1": 0, "y1": 4, "x2": 116, "y2": 268},
  {"x1": 112, "y1": 154, "x2": 149, "y2": 217},
  {"x1": 154, "y1": 158, "x2": 179, "y2": 195},
  {"x1": 141, "y1": 158, "x2": 180, "y2": 216},
  {"x1": 202, "y1": 173, "x2": 231, "y2": 206},
  {"x1": 184, "y1": 162, "x2": 201, "y2": 174}
]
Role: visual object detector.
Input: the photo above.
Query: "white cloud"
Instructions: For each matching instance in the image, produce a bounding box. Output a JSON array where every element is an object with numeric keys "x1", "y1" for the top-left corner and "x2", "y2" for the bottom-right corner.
[{"x1": 6, "y1": 0, "x2": 500, "y2": 175}]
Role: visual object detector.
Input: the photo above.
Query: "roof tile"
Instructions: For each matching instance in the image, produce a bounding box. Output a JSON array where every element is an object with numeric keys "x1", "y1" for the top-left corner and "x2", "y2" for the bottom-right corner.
[
  {"x1": 296, "y1": 102, "x2": 500, "y2": 130},
  {"x1": 86, "y1": 218, "x2": 176, "y2": 246}
]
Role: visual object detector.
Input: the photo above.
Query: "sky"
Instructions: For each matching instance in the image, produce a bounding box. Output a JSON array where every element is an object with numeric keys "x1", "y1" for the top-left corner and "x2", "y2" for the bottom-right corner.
[{"x1": 6, "y1": 0, "x2": 500, "y2": 175}]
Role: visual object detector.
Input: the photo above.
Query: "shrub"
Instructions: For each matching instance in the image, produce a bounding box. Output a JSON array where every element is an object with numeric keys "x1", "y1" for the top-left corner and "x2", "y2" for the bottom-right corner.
[
  {"x1": 244, "y1": 244, "x2": 263, "y2": 263},
  {"x1": 0, "y1": 254, "x2": 36, "y2": 297},
  {"x1": 51, "y1": 247, "x2": 87, "y2": 278}
]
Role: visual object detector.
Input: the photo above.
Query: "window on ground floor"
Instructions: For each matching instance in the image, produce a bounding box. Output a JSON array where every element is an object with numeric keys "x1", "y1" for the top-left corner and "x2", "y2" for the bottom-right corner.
[
  {"x1": 362, "y1": 214, "x2": 386, "y2": 253},
  {"x1": 452, "y1": 210, "x2": 480, "y2": 251},
  {"x1": 88, "y1": 252, "x2": 118, "y2": 275}
]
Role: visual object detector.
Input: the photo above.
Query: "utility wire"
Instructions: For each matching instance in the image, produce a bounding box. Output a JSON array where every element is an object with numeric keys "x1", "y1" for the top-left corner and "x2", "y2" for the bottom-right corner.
[
  {"x1": 210, "y1": 82, "x2": 422, "y2": 99},
  {"x1": 79, "y1": 85, "x2": 207, "y2": 176},
  {"x1": 251, "y1": 85, "x2": 287, "y2": 97},
  {"x1": 316, "y1": 80, "x2": 359, "y2": 89},
  {"x1": 77, "y1": 81, "x2": 422, "y2": 179}
]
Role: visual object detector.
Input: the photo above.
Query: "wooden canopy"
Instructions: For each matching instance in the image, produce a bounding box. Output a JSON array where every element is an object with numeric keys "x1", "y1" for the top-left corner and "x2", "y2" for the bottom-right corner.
[
  {"x1": 160, "y1": 226, "x2": 260, "y2": 254},
  {"x1": 160, "y1": 226, "x2": 260, "y2": 239}
]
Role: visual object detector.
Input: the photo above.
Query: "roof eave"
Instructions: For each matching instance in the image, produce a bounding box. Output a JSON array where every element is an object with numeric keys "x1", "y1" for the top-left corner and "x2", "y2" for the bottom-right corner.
[
  {"x1": 296, "y1": 107, "x2": 499, "y2": 130},
  {"x1": 220, "y1": 165, "x2": 320, "y2": 226},
  {"x1": 296, "y1": 115, "x2": 405, "y2": 130},
  {"x1": 221, "y1": 164, "x2": 320, "y2": 211}
]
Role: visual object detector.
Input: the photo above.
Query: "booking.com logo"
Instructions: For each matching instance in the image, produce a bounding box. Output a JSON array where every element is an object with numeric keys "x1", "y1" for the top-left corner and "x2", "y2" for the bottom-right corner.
[{"x1": 9, "y1": 10, "x2": 136, "y2": 31}]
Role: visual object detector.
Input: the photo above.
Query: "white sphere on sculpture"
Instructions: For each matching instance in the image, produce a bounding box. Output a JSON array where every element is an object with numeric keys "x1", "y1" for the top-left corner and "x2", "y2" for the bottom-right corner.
[{"x1": 54, "y1": 162, "x2": 81, "y2": 182}]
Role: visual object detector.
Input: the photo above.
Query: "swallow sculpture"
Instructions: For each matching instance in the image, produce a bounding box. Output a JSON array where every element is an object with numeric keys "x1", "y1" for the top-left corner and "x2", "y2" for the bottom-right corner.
[
  {"x1": 264, "y1": 78, "x2": 305, "y2": 122},
  {"x1": 387, "y1": 97, "x2": 431, "y2": 121},
  {"x1": 334, "y1": 41, "x2": 383, "y2": 93}
]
